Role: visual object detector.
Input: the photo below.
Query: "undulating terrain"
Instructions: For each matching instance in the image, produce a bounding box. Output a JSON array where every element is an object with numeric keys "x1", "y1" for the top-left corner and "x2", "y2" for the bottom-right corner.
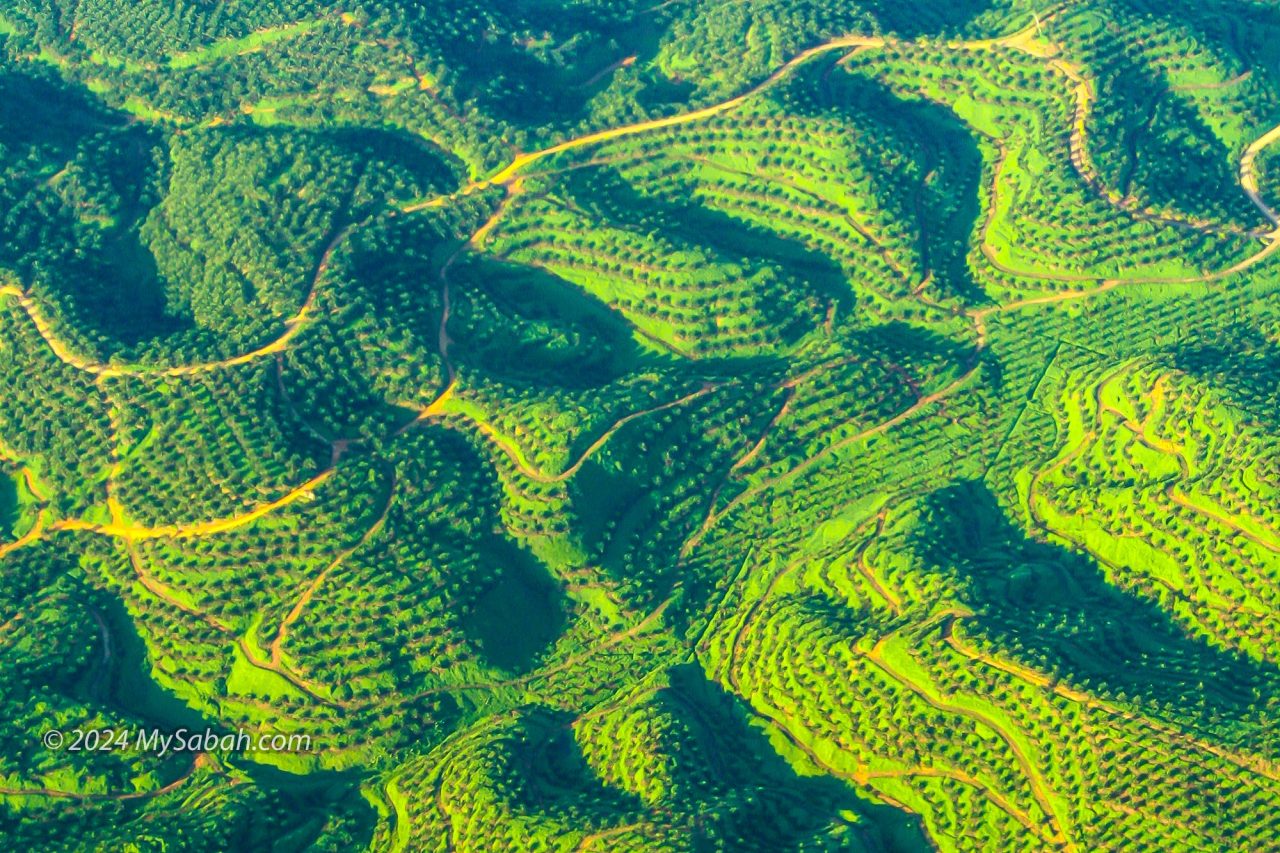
[{"x1": 2, "y1": 0, "x2": 1280, "y2": 849}]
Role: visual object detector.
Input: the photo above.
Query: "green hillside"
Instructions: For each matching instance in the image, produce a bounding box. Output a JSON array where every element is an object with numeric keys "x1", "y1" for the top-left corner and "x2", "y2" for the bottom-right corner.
[{"x1": 2, "y1": 0, "x2": 1280, "y2": 850}]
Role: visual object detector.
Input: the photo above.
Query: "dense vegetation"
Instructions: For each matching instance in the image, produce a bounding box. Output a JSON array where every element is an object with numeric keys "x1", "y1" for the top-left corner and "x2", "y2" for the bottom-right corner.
[{"x1": 2, "y1": 0, "x2": 1280, "y2": 849}]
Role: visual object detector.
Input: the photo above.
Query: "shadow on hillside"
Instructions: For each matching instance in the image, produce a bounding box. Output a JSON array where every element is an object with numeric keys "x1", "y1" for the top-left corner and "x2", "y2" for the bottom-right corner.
[
  {"x1": 1084, "y1": 45, "x2": 1261, "y2": 227},
  {"x1": 0, "y1": 69, "x2": 122, "y2": 152},
  {"x1": 919, "y1": 480, "x2": 1280, "y2": 737},
  {"x1": 1109, "y1": 0, "x2": 1280, "y2": 118},
  {"x1": 403, "y1": 1, "x2": 670, "y2": 126},
  {"x1": 448, "y1": 254, "x2": 650, "y2": 388},
  {"x1": 664, "y1": 663, "x2": 932, "y2": 851},
  {"x1": 815, "y1": 70, "x2": 988, "y2": 306},
  {"x1": 509, "y1": 668, "x2": 931, "y2": 851},
  {"x1": 1172, "y1": 323, "x2": 1280, "y2": 429},
  {"x1": 861, "y1": 0, "x2": 996, "y2": 39},
  {"x1": 0, "y1": 70, "x2": 182, "y2": 345}
]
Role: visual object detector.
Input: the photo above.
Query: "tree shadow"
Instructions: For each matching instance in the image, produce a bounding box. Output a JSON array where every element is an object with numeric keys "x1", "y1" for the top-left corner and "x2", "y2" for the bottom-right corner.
[
  {"x1": 462, "y1": 536, "x2": 568, "y2": 673},
  {"x1": 0, "y1": 71, "x2": 184, "y2": 344},
  {"x1": 1111, "y1": 0, "x2": 1280, "y2": 107},
  {"x1": 0, "y1": 470, "x2": 16, "y2": 541},
  {"x1": 0, "y1": 69, "x2": 122, "y2": 153},
  {"x1": 850, "y1": 319, "x2": 976, "y2": 372},
  {"x1": 388, "y1": 427, "x2": 571, "y2": 676}
]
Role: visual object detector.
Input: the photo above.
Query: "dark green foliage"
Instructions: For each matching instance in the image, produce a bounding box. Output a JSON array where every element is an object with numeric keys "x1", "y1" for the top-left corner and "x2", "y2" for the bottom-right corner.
[{"x1": 3, "y1": 0, "x2": 1280, "y2": 850}]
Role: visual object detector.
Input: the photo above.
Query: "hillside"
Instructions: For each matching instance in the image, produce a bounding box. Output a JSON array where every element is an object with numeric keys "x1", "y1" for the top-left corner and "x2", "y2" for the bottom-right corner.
[{"x1": 2, "y1": 1, "x2": 1280, "y2": 850}]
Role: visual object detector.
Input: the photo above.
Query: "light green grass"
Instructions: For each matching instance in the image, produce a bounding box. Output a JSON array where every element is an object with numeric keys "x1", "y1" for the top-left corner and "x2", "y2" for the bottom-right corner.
[{"x1": 169, "y1": 19, "x2": 321, "y2": 70}]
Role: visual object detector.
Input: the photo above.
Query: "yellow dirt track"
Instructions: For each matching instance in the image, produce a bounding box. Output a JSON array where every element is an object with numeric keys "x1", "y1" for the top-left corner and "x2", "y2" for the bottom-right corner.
[{"x1": 51, "y1": 470, "x2": 333, "y2": 541}]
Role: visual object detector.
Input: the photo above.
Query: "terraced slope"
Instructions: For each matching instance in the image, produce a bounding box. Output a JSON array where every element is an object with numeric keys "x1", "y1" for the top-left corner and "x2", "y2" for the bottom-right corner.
[{"x1": 2, "y1": 1, "x2": 1280, "y2": 850}]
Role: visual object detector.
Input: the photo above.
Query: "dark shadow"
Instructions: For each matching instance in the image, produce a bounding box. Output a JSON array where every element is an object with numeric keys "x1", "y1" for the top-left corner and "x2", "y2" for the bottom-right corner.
[
  {"x1": 1085, "y1": 46, "x2": 1261, "y2": 227},
  {"x1": 56, "y1": 124, "x2": 186, "y2": 346},
  {"x1": 28, "y1": 120, "x2": 458, "y2": 358},
  {"x1": 1115, "y1": 0, "x2": 1280, "y2": 109},
  {"x1": 569, "y1": 456, "x2": 637, "y2": 556},
  {"x1": 505, "y1": 680, "x2": 931, "y2": 851},
  {"x1": 0, "y1": 69, "x2": 122, "y2": 153},
  {"x1": 1171, "y1": 323, "x2": 1280, "y2": 430},
  {"x1": 850, "y1": 320, "x2": 975, "y2": 371},
  {"x1": 573, "y1": 319, "x2": 973, "y2": 623},
  {"x1": 919, "y1": 480, "x2": 1280, "y2": 742},
  {"x1": 400, "y1": 0, "x2": 673, "y2": 126},
  {"x1": 279, "y1": 233, "x2": 452, "y2": 442},
  {"x1": 568, "y1": 379, "x2": 744, "y2": 608},
  {"x1": 0, "y1": 566, "x2": 377, "y2": 850},
  {"x1": 812, "y1": 67, "x2": 988, "y2": 305},
  {"x1": 323, "y1": 125, "x2": 461, "y2": 194},
  {"x1": 663, "y1": 663, "x2": 933, "y2": 851},
  {"x1": 91, "y1": 586, "x2": 217, "y2": 731},
  {"x1": 490, "y1": 707, "x2": 649, "y2": 817},
  {"x1": 0, "y1": 71, "x2": 184, "y2": 345},
  {"x1": 634, "y1": 73, "x2": 698, "y2": 114},
  {"x1": 449, "y1": 254, "x2": 650, "y2": 388},
  {"x1": 385, "y1": 427, "x2": 571, "y2": 675},
  {"x1": 0, "y1": 470, "x2": 16, "y2": 541},
  {"x1": 463, "y1": 537, "x2": 567, "y2": 673},
  {"x1": 860, "y1": 0, "x2": 995, "y2": 39}
]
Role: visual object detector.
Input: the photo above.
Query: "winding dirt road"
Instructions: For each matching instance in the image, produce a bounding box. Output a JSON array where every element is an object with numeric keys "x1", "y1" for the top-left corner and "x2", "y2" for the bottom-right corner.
[{"x1": 51, "y1": 470, "x2": 333, "y2": 541}]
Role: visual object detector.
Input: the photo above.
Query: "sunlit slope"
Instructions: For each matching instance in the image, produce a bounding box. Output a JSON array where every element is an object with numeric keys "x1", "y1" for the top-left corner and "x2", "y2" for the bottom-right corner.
[{"x1": 2, "y1": 0, "x2": 1280, "y2": 850}]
